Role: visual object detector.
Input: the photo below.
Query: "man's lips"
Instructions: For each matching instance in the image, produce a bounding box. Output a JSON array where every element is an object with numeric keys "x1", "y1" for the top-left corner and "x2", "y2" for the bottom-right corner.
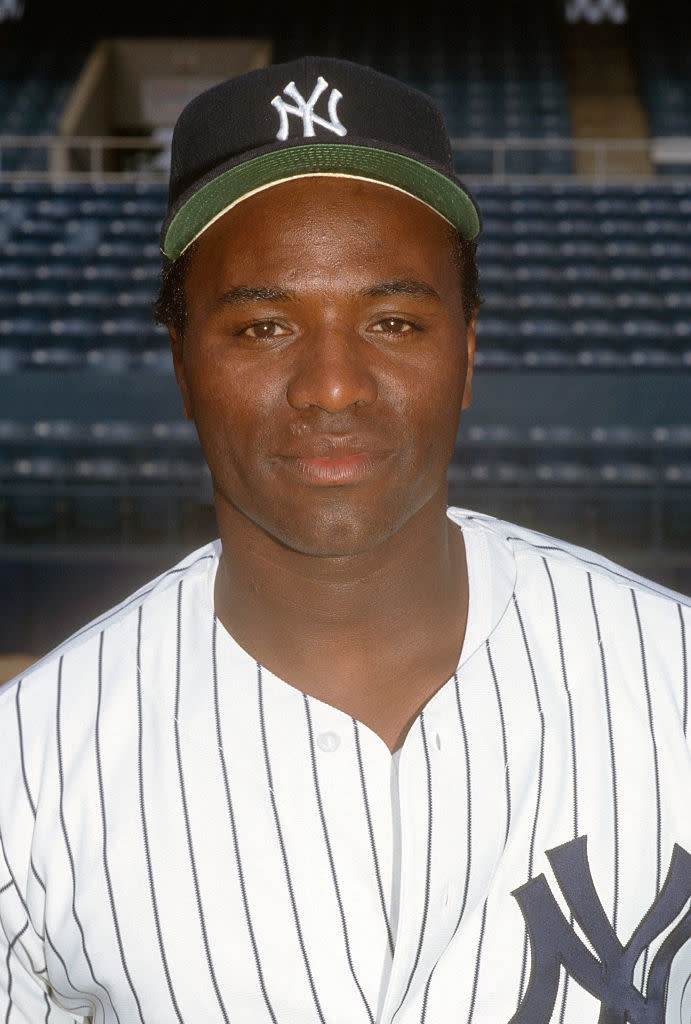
[{"x1": 276, "y1": 437, "x2": 392, "y2": 485}]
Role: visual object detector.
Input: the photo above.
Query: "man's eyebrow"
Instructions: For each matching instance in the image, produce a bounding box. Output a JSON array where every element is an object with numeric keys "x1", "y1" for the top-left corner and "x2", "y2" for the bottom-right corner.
[
  {"x1": 217, "y1": 280, "x2": 440, "y2": 304},
  {"x1": 361, "y1": 279, "x2": 440, "y2": 300},
  {"x1": 218, "y1": 285, "x2": 296, "y2": 305}
]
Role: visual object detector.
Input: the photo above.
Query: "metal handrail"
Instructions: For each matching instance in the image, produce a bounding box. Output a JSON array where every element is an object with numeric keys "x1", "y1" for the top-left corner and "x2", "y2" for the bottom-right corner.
[
  {"x1": 0, "y1": 134, "x2": 170, "y2": 183},
  {"x1": 0, "y1": 134, "x2": 689, "y2": 184}
]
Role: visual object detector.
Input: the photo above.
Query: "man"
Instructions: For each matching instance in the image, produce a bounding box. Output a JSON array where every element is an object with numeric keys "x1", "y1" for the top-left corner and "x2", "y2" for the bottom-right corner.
[{"x1": 0, "y1": 57, "x2": 689, "y2": 1024}]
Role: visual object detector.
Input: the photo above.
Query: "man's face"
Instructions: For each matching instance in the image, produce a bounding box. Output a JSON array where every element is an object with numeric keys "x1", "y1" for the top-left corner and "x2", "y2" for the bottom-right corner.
[{"x1": 170, "y1": 177, "x2": 476, "y2": 558}]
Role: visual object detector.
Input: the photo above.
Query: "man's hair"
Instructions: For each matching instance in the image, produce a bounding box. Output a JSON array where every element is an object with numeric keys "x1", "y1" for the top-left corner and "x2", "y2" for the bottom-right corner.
[
  {"x1": 153, "y1": 249, "x2": 190, "y2": 337},
  {"x1": 153, "y1": 228, "x2": 481, "y2": 336},
  {"x1": 448, "y1": 229, "x2": 482, "y2": 324}
]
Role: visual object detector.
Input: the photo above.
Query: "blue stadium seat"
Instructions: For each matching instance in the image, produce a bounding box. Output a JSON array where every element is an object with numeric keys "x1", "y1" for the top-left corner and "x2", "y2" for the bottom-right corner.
[
  {"x1": 599, "y1": 462, "x2": 658, "y2": 485},
  {"x1": 8, "y1": 455, "x2": 66, "y2": 530},
  {"x1": 535, "y1": 461, "x2": 595, "y2": 484},
  {"x1": 27, "y1": 347, "x2": 84, "y2": 369},
  {"x1": 85, "y1": 348, "x2": 133, "y2": 373}
]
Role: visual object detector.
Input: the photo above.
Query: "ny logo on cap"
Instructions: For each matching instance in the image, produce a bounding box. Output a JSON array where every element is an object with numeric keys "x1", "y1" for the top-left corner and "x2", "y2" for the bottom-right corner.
[{"x1": 272, "y1": 77, "x2": 347, "y2": 141}]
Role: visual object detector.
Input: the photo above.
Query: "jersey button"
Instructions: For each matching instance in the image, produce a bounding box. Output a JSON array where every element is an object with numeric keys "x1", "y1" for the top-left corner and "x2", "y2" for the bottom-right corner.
[{"x1": 317, "y1": 731, "x2": 341, "y2": 752}]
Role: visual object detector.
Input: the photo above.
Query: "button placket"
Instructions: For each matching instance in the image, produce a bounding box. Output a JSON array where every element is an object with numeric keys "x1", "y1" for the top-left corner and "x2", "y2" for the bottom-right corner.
[
  {"x1": 380, "y1": 725, "x2": 439, "y2": 1022},
  {"x1": 431, "y1": 727, "x2": 455, "y2": 918}
]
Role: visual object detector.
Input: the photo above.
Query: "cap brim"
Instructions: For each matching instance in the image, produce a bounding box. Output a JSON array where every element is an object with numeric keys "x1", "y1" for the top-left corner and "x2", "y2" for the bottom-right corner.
[{"x1": 161, "y1": 143, "x2": 481, "y2": 259}]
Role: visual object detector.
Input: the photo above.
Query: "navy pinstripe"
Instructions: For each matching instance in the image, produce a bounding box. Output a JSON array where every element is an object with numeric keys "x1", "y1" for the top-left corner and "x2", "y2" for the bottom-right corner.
[
  {"x1": 588, "y1": 572, "x2": 620, "y2": 931},
  {"x1": 419, "y1": 672, "x2": 473, "y2": 1023},
  {"x1": 55, "y1": 657, "x2": 112, "y2": 1024},
  {"x1": 136, "y1": 606, "x2": 184, "y2": 1024},
  {"x1": 353, "y1": 720, "x2": 394, "y2": 957},
  {"x1": 44, "y1": 926, "x2": 94, "y2": 1018},
  {"x1": 679, "y1": 604, "x2": 688, "y2": 737},
  {"x1": 485, "y1": 640, "x2": 511, "y2": 844},
  {"x1": 15, "y1": 682, "x2": 36, "y2": 820},
  {"x1": 466, "y1": 900, "x2": 489, "y2": 1024},
  {"x1": 543, "y1": 558, "x2": 579, "y2": 1024},
  {"x1": 304, "y1": 696, "x2": 375, "y2": 1024},
  {"x1": 95, "y1": 631, "x2": 145, "y2": 1024},
  {"x1": 174, "y1": 582, "x2": 230, "y2": 1024},
  {"x1": 257, "y1": 665, "x2": 326, "y2": 1024},
  {"x1": 632, "y1": 589, "x2": 663, "y2": 989},
  {"x1": 5, "y1": 922, "x2": 28, "y2": 1024},
  {"x1": 212, "y1": 618, "x2": 277, "y2": 1023},
  {"x1": 392, "y1": 714, "x2": 434, "y2": 1022},
  {"x1": 512, "y1": 593, "x2": 546, "y2": 1012}
]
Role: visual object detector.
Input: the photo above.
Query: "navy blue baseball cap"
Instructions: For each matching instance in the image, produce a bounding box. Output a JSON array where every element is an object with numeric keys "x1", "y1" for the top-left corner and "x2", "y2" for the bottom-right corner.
[{"x1": 160, "y1": 56, "x2": 481, "y2": 259}]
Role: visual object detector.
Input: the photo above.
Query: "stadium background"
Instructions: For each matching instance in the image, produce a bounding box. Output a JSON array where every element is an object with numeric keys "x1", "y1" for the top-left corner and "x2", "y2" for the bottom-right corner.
[{"x1": 0, "y1": 0, "x2": 688, "y2": 677}]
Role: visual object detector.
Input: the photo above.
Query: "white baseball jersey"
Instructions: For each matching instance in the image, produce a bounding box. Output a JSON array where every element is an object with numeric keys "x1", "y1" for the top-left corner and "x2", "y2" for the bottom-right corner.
[{"x1": 1, "y1": 508, "x2": 689, "y2": 1024}]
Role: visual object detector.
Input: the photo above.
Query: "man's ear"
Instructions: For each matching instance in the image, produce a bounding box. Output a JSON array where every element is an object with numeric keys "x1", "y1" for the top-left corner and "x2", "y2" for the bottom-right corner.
[
  {"x1": 168, "y1": 327, "x2": 194, "y2": 421},
  {"x1": 461, "y1": 312, "x2": 478, "y2": 411}
]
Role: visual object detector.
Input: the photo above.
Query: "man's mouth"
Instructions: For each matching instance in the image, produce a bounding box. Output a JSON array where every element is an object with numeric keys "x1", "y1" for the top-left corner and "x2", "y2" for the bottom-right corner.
[{"x1": 277, "y1": 437, "x2": 392, "y2": 485}]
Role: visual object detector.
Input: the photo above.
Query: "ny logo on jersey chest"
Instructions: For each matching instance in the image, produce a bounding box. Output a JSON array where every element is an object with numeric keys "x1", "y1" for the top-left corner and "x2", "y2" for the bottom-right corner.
[
  {"x1": 271, "y1": 77, "x2": 347, "y2": 141},
  {"x1": 509, "y1": 836, "x2": 691, "y2": 1024}
]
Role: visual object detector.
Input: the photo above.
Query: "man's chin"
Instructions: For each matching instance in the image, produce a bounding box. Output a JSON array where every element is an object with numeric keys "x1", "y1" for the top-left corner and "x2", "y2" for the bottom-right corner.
[
  {"x1": 230, "y1": 500, "x2": 410, "y2": 560},
  {"x1": 267, "y1": 513, "x2": 400, "y2": 560},
  {"x1": 214, "y1": 477, "x2": 443, "y2": 560}
]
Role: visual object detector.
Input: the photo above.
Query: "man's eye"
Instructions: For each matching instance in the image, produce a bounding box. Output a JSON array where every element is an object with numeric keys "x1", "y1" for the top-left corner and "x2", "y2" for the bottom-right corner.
[
  {"x1": 240, "y1": 321, "x2": 290, "y2": 339},
  {"x1": 371, "y1": 317, "x2": 417, "y2": 334}
]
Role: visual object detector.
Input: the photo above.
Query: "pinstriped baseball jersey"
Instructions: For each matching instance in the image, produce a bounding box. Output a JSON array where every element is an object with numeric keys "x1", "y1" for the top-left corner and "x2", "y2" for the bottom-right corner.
[{"x1": 1, "y1": 508, "x2": 689, "y2": 1023}]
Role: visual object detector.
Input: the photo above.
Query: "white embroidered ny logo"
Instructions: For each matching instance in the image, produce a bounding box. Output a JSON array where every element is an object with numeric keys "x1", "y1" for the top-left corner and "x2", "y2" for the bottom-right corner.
[{"x1": 271, "y1": 77, "x2": 347, "y2": 141}]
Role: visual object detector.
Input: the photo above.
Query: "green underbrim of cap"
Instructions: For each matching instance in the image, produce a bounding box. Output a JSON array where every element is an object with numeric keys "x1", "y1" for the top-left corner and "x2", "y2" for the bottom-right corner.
[{"x1": 162, "y1": 143, "x2": 481, "y2": 259}]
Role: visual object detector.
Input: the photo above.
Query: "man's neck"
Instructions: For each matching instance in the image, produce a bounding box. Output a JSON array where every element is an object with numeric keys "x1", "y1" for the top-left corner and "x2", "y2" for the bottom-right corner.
[{"x1": 213, "y1": 499, "x2": 469, "y2": 751}]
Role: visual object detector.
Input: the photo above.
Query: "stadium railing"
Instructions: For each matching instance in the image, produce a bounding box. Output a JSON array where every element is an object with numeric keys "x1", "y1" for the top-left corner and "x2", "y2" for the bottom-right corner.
[{"x1": 0, "y1": 135, "x2": 690, "y2": 182}]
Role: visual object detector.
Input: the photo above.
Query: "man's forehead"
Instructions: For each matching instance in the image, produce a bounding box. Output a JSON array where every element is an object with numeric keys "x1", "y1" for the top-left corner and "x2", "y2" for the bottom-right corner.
[
  {"x1": 181, "y1": 179, "x2": 466, "y2": 312},
  {"x1": 193, "y1": 175, "x2": 459, "y2": 257}
]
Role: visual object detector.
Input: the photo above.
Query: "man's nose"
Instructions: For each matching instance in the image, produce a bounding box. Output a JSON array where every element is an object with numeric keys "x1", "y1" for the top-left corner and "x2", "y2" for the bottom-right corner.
[{"x1": 286, "y1": 328, "x2": 378, "y2": 412}]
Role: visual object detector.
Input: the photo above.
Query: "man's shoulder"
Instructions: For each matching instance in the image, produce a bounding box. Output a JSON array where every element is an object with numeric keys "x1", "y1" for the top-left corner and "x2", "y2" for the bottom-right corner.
[
  {"x1": 0, "y1": 540, "x2": 221, "y2": 711},
  {"x1": 449, "y1": 506, "x2": 690, "y2": 610}
]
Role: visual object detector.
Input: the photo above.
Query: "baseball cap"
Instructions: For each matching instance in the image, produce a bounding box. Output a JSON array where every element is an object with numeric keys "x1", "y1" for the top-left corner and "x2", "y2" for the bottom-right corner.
[{"x1": 160, "y1": 56, "x2": 481, "y2": 260}]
